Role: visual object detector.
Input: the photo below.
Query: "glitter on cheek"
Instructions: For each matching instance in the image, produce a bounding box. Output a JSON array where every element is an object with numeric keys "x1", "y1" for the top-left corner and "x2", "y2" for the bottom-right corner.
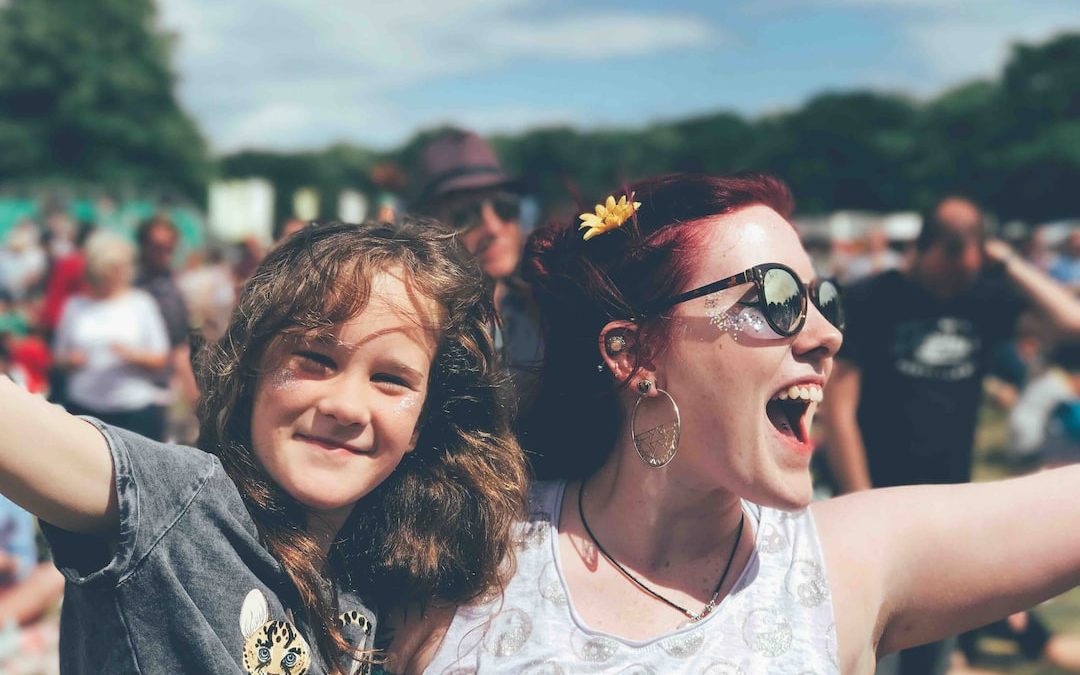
[
  {"x1": 394, "y1": 395, "x2": 420, "y2": 415},
  {"x1": 269, "y1": 366, "x2": 300, "y2": 391},
  {"x1": 705, "y1": 296, "x2": 785, "y2": 341}
]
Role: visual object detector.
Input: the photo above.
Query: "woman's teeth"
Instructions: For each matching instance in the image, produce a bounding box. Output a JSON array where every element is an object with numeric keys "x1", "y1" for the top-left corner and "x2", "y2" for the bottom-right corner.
[{"x1": 773, "y1": 384, "x2": 823, "y2": 403}]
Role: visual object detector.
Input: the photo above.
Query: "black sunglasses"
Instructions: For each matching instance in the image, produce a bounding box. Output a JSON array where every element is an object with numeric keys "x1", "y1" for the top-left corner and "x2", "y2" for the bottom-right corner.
[
  {"x1": 445, "y1": 194, "x2": 521, "y2": 231},
  {"x1": 644, "y1": 262, "x2": 844, "y2": 336}
]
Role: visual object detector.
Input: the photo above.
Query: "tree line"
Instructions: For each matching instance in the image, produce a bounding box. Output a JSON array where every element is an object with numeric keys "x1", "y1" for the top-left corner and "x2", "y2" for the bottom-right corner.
[
  {"x1": 1, "y1": 0, "x2": 1078, "y2": 223},
  {"x1": 222, "y1": 32, "x2": 1080, "y2": 223}
]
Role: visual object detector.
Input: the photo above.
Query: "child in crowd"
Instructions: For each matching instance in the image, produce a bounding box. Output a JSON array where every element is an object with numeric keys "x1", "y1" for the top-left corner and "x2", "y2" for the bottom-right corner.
[{"x1": 0, "y1": 220, "x2": 528, "y2": 674}]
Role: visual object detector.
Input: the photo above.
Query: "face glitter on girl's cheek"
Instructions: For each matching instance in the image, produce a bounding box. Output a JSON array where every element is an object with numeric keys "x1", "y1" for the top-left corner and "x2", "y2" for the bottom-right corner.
[
  {"x1": 705, "y1": 295, "x2": 785, "y2": 342},
  {"x1": 395, "y1": 395, "x2": 420, "y2": 415},
  {"x1": 270, "y1": 366, "x2": 299, "y2": 391}
]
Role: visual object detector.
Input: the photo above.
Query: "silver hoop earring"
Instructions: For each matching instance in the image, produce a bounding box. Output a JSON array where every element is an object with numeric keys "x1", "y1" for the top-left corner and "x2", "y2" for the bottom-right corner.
[{"x1": 631, "y1": 387, "x2": 681, "y2": 468}]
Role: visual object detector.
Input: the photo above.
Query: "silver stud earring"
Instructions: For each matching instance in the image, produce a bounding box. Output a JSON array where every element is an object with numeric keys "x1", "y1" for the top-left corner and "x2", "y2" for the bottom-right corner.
[{"x1": 637, "y1": 379, "x2": 653, "y2": 395}]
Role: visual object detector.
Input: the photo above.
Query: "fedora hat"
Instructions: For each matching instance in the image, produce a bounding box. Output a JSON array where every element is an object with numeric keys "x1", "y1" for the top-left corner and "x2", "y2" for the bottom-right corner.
[{"x1": 415, "y1": 130, "x2": 519, "y2": 206}]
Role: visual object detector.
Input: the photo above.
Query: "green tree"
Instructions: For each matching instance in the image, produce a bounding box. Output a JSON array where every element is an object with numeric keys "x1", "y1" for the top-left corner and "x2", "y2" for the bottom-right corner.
[
  {"x1": 751, "y1": 92, "x2": 919, "y2": 214},
  {"x1": 0, "y1": 0, "x2": 209, "y2": 198}
]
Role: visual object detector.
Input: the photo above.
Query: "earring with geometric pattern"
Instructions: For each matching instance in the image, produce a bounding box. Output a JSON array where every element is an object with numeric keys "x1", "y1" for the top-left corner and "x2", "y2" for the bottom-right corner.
[{"x1": 631, "y1": 380, "x2": 681, "y2": 468}]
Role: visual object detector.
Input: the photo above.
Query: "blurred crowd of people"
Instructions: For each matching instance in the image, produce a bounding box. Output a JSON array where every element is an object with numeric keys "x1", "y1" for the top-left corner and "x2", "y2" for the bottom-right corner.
[{"x1": 2, "y1": 129, "x2": 1080, "y2": 673}]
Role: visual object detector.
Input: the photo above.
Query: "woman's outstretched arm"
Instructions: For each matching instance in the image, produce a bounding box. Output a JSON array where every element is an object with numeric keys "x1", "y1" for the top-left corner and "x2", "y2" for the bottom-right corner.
[
  {"x1": 815, "y1": 465, "x2": 1080, "y2": 664},
  {"x1": 0, "y1": 376, "x2": 116, "y2": 533}
]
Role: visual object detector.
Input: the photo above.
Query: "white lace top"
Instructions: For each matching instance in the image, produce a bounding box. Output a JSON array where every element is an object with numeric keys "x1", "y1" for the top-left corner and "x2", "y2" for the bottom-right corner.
[{"x1": 426, "y1": 480, "x2": 839, "y2": 674}]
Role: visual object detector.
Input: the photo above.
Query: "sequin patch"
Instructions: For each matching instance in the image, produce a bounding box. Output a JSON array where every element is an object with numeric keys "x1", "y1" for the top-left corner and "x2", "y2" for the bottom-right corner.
[
  {"x1": 520, "y1": 660, "x2": 565, "y2": 675},
  {"x1": 482, "y1": 609, "x2": 532, "y2": 657},
  {"x1": 742, "y1": 609, "x2": 793, "y2": 657},
  {"x1": 759, "y1": 523, "x2": 788, "y2": 554},
  {"x1": 785, "y1": 560, "x2": 829, "y2": 608},
  {"x1": 826, "y1": 622, "x2": 839, "y2": 668},
  {"x1": 659, "y1": 631, "x2": 705, "y2": 658},
  {"x1": 702, "y1": 661, "x2": 746, "y2": 675},
  {"x1": 570, "y1": 629, "x2": 618, "y2": 663},
  {"x1": 538, "y1": 563, "x2": 568, "y2": 607}
]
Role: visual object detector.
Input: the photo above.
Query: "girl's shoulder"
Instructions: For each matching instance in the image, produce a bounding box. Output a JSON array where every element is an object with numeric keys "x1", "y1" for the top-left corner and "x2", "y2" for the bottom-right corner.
[{"x1": 43, "y1": 419, "x2": 246, "y2": 586}]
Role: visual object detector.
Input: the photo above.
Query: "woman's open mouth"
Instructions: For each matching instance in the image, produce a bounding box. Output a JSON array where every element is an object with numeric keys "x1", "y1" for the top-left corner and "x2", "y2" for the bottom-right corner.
[{"x1": 765, "y1": 383, "x2": 822, "y2": 447}]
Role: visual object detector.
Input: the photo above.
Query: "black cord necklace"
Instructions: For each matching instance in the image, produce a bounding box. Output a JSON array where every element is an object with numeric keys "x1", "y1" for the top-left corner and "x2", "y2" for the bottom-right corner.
[{"x1": 577, "y1": 480, "x2": 745, "y2": 624}]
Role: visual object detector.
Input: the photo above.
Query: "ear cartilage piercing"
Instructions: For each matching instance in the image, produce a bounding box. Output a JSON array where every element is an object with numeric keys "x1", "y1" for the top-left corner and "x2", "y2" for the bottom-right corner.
[{"x1": 605, "y1": 334, "x2": 627, "y2": 355}]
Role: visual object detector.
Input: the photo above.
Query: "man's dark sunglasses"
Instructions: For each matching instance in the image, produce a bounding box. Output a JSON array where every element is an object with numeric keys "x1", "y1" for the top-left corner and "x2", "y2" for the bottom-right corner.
[
  {"x1": 445, "y1": 194, "x2": 521, "y2": 231},
  {"x1": 643, "y1": 262, "x2": 844, "y2": 336}
]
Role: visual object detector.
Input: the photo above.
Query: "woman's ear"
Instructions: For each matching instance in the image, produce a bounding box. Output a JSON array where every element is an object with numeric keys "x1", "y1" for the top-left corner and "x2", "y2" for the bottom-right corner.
[{"x1": 598, "y1": 321, "x2": 657, "y2": 392}]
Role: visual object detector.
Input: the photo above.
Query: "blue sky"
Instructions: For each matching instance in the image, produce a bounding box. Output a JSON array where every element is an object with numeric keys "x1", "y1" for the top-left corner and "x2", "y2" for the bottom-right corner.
[{"x1": 159, "y1": 0, "x2": 1080, "y2": 154}]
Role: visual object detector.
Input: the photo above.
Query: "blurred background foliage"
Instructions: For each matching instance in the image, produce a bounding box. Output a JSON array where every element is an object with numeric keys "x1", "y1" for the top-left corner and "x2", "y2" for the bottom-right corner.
[{"x1": 2, "y1": 0, "x2": 1080, "y2": 224}]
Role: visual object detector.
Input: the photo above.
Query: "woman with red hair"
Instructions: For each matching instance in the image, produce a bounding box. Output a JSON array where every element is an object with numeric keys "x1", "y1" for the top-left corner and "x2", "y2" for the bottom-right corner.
[{"x1": 385, "y1": 173, "x2": 1080, "y2": 674}]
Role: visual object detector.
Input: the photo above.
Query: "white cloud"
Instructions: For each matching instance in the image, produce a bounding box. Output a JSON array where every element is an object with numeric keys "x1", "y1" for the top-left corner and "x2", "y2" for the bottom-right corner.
[
  {"x1": 900, "y1": 4, "x2": 1079, "y2": 86},
  {"x1": 158, "y1": 0, "x2": 719, "y2": 152},
  {"x1": 801, "y1": 0, "x2": 1079, "y2": 88}
]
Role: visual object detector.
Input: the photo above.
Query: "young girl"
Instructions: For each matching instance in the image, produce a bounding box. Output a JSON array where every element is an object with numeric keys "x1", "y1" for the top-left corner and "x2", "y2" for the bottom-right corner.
[
  {"x1": 0, "y1": 220, "x2": 528, "y2": 674},
  {"x1": 386, "y1": 174, "x2": 1080, "y2": 674}
]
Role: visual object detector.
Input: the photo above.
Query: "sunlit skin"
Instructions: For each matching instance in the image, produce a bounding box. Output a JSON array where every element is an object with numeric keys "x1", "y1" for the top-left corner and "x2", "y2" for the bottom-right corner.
[
  {"x1": 142, "y1": 222, "x2": 178, "y2": 275},
  {"x1": 458, "y1": 200, "x2": 523, "y2": 280},
  {"x1": 382, "y1": 203, "x2": 1080, "y2": 674},
  {"x1": 630, "y1": 204, "x2": 843, "y2": 510},
  {"x1": 250, "y1": 269, "x2": 441, "y2": 547},
  {"x1": 912, "y1": 197, "x2": 985, "y2": 300},
  {"x1": 560, "y1": 204, "x2": 843, "y2": 641}
]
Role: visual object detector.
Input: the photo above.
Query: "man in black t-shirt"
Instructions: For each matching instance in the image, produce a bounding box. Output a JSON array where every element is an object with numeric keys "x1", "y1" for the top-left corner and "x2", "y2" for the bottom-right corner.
[{"x1": 823, "y1": 197, "x2": 1080, "y2": 675}]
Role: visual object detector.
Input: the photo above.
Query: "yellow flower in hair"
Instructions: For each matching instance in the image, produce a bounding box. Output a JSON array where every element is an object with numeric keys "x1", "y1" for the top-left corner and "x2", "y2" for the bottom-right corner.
[{"x1": 579, "y1": 192, "x2": 641, "y2": 241}]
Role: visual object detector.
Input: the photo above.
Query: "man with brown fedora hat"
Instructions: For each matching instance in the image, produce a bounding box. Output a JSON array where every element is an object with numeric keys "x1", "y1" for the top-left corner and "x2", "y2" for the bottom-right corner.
[
  {"x1": 412, "y1": 128, "x2": 542, "y2": 396},
  {"x1": 413, "y1": 129, "x2": 526, "y2": 280}
]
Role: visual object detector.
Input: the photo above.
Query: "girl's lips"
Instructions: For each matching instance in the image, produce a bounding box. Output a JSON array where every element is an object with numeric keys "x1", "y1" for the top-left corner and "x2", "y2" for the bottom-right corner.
[{"x1": 296, "y1": 434, "x2": 367, "y2": 454}]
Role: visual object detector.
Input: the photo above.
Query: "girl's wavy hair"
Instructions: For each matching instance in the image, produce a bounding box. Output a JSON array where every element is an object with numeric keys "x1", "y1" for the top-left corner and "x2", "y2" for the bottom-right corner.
[
  {"x1": 194, "y1": 219, "x2": 528, "y2": 673},
  {"x1": 521, "y1": 173, "x2": 793, "y2": 480}
]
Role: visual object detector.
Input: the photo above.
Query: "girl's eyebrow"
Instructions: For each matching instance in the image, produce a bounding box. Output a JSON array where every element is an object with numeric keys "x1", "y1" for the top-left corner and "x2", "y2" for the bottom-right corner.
[{"x1": 381, "y1": 359, "x2": 426, "y2": 382}]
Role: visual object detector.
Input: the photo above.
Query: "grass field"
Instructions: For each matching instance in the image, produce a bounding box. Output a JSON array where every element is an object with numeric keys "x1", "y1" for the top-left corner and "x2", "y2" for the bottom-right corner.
[{"x1": 963, "y1": 403, "x2": 1080, "y2": 674}]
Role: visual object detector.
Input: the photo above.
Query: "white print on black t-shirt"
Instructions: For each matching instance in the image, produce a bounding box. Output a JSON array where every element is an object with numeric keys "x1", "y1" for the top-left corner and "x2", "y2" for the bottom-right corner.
[{"x1": 893, "y1": 317, "x2": 980, "y2": 382}]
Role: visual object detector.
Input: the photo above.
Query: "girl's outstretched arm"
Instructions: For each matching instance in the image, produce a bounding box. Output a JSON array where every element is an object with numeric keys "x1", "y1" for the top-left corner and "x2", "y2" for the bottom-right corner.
[
  {"x1": 0, "y1": 376, "x2": 116, "y2": 533},
  {"x1": 815, "y1": 465, "x2": 1080, "y2": 665}
]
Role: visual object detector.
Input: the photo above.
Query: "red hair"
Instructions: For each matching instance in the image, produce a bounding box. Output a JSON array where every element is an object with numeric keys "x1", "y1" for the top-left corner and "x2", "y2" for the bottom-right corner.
[{"x1": 521, "y1": 173, "x2": 793, "y2": 479}]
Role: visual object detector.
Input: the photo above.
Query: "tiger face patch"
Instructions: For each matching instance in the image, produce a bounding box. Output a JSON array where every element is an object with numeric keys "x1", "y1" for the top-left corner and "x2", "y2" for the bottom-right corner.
[{"x1": 240, "y1": 589, "x2": 312, "y2": 675}]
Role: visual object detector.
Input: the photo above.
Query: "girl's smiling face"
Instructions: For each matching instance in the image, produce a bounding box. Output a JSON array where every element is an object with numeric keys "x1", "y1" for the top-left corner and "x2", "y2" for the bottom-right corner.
[{"x1": 250, "y1": 268, "x2": 441, "y2": 532}]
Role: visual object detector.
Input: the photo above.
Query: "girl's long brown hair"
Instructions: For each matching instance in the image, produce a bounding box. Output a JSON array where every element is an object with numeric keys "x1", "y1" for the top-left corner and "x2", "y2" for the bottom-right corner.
[{"x1": 194, "y1": 219, "x2": 528, "y2": 673}]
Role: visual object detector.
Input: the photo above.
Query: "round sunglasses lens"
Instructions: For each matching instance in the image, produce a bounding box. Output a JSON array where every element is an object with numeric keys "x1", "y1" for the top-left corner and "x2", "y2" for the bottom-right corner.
[
  {"x1": 762, "y1": 268, "x2": 804, "y2": 334},
  {"x1": 448, "y1": 205, "x2": 481, "y2": 230},
  {"x1": 818, "y1": 281, "x2": 844, "y2": 330},
  {"x1": 492, "y1": 195, "x2": 521, "y2": 222}
]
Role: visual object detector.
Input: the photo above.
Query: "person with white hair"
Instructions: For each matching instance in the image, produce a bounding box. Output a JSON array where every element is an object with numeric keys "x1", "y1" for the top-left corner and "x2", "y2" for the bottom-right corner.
[{"x1": 52, "y1": 231, "x2": 171, "y2": 440}]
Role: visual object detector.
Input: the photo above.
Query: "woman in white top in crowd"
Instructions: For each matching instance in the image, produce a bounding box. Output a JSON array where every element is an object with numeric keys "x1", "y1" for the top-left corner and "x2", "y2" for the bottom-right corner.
[
  {"x1": 53, "y1": 230, "x2": 171, "y2": 440},
  {"x1": 383, "y1": 173, "x2": 1080, "y2": 674}
]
